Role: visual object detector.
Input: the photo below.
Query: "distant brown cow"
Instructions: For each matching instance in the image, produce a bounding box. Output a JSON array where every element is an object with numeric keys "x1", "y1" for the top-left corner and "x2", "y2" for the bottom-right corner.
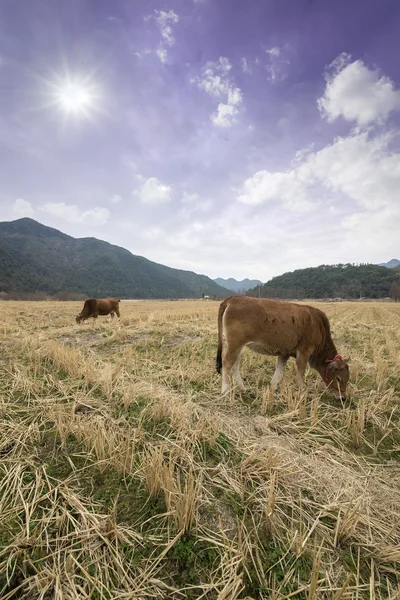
[
  {"x1": 76, "y1": 298, "x2": 121, "y2": 324},
  {"x1": 216, "y1": 296, "x2": 350, "y2": 399}
]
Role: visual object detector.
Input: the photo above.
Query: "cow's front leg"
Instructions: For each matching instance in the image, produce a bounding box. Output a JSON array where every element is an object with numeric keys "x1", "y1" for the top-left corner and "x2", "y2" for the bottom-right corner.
[
  {"x1": 271, "y1": 355, "x2": 289, "y2": 394},
  {"x1": 295, "y1": 350, "x2": 312, "y2": 390}
]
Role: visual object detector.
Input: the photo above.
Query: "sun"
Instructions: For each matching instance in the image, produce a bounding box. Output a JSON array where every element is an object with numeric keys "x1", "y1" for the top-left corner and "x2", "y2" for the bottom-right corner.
[
  {"x1": 56, "y1": 81, "x2": 93, "y2": 113},
  {"x1": 48, "y1": 75, "x2": 99, "y2": 117}
]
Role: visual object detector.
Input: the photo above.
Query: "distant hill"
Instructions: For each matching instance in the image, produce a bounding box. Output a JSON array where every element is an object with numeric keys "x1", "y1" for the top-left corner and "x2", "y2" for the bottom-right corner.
[
  {"x1": 214, "y1": 277, "x2": 262, "y2": 293},
  {"x1": 0, "y1": 218, "x2": 231, "y2": 299},
  {"x1": 247, "y1": 263, "x2": 400, "y2": 300},
  {"x1": 377, "y1": 259, "x2": 400, "y2": 269}
]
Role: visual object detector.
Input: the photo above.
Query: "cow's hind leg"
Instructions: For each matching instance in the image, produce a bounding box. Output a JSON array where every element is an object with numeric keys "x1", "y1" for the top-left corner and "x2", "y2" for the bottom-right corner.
[
  {"x1": 221, "y1": 345, "x2": 244, "y2": 395},
  {"x1": 232, "y1": 358, "x2": 245, "y2": 392},
  {"x1": 271, "y1": 355, "x2": 289, "y2": 393},
  {"x1": 110, "y1": 311, "x2": 115, "y2": 320}
]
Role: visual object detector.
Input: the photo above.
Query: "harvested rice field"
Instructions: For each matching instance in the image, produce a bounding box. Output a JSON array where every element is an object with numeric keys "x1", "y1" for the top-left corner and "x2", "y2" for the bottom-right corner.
[{"x1": 0, "y1": 299, "x2": 399, "y2": 599}]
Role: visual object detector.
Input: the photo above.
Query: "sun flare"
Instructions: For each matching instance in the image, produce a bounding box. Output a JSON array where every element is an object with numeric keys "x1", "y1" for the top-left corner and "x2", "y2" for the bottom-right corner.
[
  {"x1": 56, "y1": 82, "x2": 92, "y2": 113},
  {"x1": 49, "y1": 75, "x2": 99, "y2": 117}
]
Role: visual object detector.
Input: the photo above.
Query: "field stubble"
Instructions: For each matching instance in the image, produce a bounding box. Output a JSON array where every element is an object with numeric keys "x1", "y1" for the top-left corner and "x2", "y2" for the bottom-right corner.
[{"x1": 0, "y1": 299, "x2": 399, "y2": 599}]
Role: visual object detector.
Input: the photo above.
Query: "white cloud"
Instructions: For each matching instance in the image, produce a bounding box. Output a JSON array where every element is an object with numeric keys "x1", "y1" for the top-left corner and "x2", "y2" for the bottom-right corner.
[
  {"x1": 240, "y1": 57, "x2": 251, "y2": 74},
  {"x1": 110, "y1": 194, "x2": 122, "y2": 204},
  {"x1": 300, "y1": 131, "x2": 400, "y2": 210},
  {"x1": 155, "y1": 9, "x2": 179, "y2": 45},
  {"x1": 148, "y1": 9, "x2": 179, "y2": 64},
  {"x1": 149, "y1": 210, "x2": 302, "y2": 281},
  {"x1": 237, "y1": 170, "x2": 316, "y2": 211},
  {"x1": 237, "y1": 130, "x2": 400, "y2": 212},
  {"x1": 198, "y1": 57, "x2": 243, "y2": 127},
  {"x1": 291, "y1": 144, "x2": 315, "y2": 166},
  {"x1": 265, "y1": 45, "x2": 290, "y2": 83},
  {"x1": 41, "y1": 203, "x2": 110, "y2": 226},
  {"x1": 13, "y1": 198, "x2": 34, "y2": 217},
  {"x1": 213, "y1": 102, "x2": 240, "y2": 127},
  {"x1": 341, "y1": 206, "x2": 400, "y2": 258},
  {"x1": 179, "y1": 196, "x2": 212, "y2": 220},
  {"x1": 142, "y1": 227, "x2": 163, "y2": 240},
  {"x1": 156, "y1": 47, "x2": 168, "y2": 64},
  {"x1": 121, "y1": 155, "x2": 139, "y2": 172},
  {"x1": 136, "y1": 177, "x2": 172, "y2": 205},
  {"x1": 318, "y1": 53, "x2": 400, "y2": 126},
  {"x1": 266, "y1": 46, "x2": 280, "y2": 58},
  {"x1": 181, "y1": 191, "x2": 199, "y2": 203}
]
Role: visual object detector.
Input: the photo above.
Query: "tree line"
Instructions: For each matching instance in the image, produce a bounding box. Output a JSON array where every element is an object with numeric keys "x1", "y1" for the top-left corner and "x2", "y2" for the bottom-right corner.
[{"x1": 247, "y1": 263, "x2": 400, "y2": 300}]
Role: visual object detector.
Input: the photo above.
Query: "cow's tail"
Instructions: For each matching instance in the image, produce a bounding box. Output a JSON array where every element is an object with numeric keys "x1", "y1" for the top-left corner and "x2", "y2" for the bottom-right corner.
[{"x1": 216, "y1": 299, "x2": 229, "y2": 374}]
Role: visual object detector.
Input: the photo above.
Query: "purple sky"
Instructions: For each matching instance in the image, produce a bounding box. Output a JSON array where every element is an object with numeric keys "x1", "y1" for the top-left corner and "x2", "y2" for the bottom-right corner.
[{"x1": 1, "y1": 0, "x2": 400, "y2": 281}]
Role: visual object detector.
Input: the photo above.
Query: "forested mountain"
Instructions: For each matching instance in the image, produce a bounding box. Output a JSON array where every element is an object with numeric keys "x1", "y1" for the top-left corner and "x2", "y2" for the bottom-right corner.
[
  {"x1": 2, "y1": 220, "x2": 398, "y2": 301},
  {"x1": 0, "y1": 218, "x2": 230, "y2": 299},
  {"x1": 214, "y1": 277, "x2": 262, "y2": 292},
  {"x1": 247, "y1": 263, "x2": 400, "y2": 300}
]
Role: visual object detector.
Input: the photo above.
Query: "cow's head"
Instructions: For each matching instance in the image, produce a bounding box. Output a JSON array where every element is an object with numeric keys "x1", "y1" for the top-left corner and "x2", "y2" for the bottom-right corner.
[
  {"x1": 76, "y1": 314, "x2": 83, "y2": 324},
  {"x1": 324, "y1": 355, "x2": 350, "y2": 400}
]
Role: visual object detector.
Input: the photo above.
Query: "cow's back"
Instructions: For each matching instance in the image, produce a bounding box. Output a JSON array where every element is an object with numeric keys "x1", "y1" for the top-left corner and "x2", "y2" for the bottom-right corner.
[
  {"x1": 97, "y1": 298, "x2": 119, "y2": 315},
  {"x1": 223, "y1": 296, "x2": 325, "y2": 356}
]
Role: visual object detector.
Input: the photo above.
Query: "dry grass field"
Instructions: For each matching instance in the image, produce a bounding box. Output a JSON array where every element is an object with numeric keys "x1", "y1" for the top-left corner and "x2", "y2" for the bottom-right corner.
[{"x1": 0, "y1": 299, "x2": 399, "y2": 599}]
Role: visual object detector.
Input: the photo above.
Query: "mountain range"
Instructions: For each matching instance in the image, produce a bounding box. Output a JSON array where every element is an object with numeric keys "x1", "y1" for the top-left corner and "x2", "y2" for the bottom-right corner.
[
  {"x1": 213, "y1": 277, "x2": 262, "y2": 292},
  {"x1": 0, "y1": 218, "x2": 231, "y2": 299},
  {"x1": 1, "y1": 218, "x2": 399, "y2": 300},
  {"x1": 377, "y1": 259, "x2": 400, "y2": 269}
]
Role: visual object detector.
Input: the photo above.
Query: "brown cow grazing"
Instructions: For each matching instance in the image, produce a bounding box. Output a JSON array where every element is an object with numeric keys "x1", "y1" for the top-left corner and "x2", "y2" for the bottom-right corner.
[
  {"x1": 216, "y1": 296, "x2": 350, "y2": 399},
  {"x1": 76, "y1": 298, "x2": 121, "y2": 324}
]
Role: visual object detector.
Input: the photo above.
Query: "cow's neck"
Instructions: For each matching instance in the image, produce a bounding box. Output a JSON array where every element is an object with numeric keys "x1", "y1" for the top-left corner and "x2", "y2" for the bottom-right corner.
[{"x1": 309, "y1": 336, "x2": 338, "y2": 380}]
